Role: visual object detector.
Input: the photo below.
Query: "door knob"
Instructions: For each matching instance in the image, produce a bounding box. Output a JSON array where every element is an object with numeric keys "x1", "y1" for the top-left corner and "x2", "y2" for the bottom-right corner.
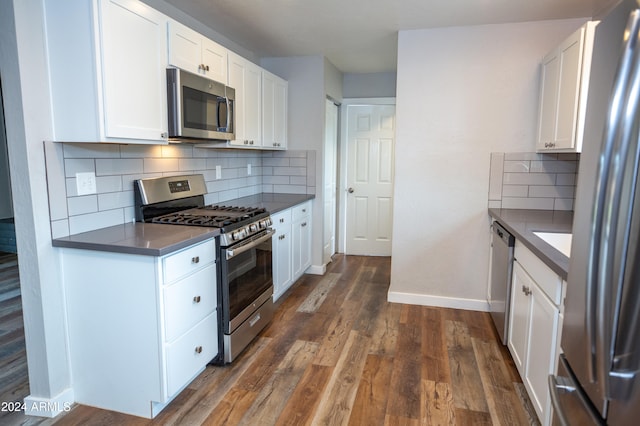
[{"x1": 348, "y1": 187, "x2": 354, "y2": 193}]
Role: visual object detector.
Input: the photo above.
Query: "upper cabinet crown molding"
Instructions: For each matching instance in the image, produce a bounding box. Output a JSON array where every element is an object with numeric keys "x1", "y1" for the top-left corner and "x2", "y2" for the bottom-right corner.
[
  {"x1": 168, "y1": 20, "x2": 228, "y2": 85},
  {"x1": 536, "y1": 21, "x2": 598, "y2": 153},
  {"x1": 46, "y1": 0, "x2": 170, "y2": 144}
]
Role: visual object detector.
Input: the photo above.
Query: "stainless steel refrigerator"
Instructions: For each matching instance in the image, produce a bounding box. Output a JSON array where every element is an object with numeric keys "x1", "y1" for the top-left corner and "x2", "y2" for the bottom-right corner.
[{"x1": 548, "y1": 0, "x2": 640, "y2": 424}]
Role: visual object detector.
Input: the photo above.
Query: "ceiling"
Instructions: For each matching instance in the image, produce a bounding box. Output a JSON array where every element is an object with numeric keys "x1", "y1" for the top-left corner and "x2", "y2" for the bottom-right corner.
[{"x1": 163, "y1": 0, "x2": 609, "y2": 73}]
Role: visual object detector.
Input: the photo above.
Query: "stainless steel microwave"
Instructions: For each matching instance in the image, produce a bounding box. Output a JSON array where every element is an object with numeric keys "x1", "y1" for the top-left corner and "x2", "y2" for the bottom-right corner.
[{"x1": 167, "y1": 68, "x2": 235, "y2": 142}]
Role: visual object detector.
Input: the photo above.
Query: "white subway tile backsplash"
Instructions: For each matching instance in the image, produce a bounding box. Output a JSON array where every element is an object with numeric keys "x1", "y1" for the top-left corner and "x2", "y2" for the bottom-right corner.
[
  {"x1": 501, "y1": 197, "x2": 555, "y2": 210},
  {"x1": 96, "y1": 158, "x2": 143, "y2": 176},
  {"x1": 143, "y1": 158, "x2": 180, "y2": 173},
  {"x1": 554, "y1": 198, "x2": 574, "y2": 211},
  {"x1": 63, "y1": 143, "x2": 120, "y2": 159},
  {"x1": 503, "y1": 161, "x2": 530, "y2": 173},
  {"x1": 531, "y1": 160, "x2": 577, "y2": 174},
  {"x1": 96, "y1": 176, "x2": 123, "y2": 193},
  {"x1": 529, "y1": 185, "x2": 575, "y2": 198},
  {"x1": 67, "y1": 195, "x2": 98, "y2": 216},
  {"x1": 120, "y1": 144, "x2": 163, "y2": 158},
  {"x1": 98, "y1": 191, "x2": 134, "y2": 210},
  {"x1": 68, "y1": 209, "x2": 124, "y2": 235},
  {"x1": 503, "y1": 173, "x2": 556, "y2": 186},
  {"x1": 502, "y1": 185, "x2": 529, "y2": 197},
  {"x1": 64, "y1": 159, "x2": 95, "y2": 177},
  {"x1": 489, "y1": 151, "x2": 579, "y2": 212},
  {"x1": 178, "y1": 158, "x2": 206, "y2": 171},
  {"x1": 45, "y1": 143, "x2": 316, "y2": 237}
]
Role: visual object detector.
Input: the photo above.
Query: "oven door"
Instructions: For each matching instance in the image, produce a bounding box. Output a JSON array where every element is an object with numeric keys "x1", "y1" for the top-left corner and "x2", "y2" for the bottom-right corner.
[{"x1": 221, "y1": 229, "x2": 274, "y2": 334}]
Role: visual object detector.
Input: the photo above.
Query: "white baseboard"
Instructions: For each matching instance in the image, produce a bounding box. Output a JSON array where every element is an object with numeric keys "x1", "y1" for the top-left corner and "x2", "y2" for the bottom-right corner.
[
  {"x1": 305, "y1": 264, "x2": 326, "y2": 275},
  {"x1": 25, "y1": 387, "x2": 74, "y2": 418},
  {"x1": 387, "y1": 291, "x2": 489, "y2": 312}
]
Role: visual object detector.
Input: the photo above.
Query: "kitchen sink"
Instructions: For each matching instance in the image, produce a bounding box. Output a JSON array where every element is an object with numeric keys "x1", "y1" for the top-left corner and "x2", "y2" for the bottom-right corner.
[{"x1": 533, "y1": 232, "x2": 572, "y2": 258}]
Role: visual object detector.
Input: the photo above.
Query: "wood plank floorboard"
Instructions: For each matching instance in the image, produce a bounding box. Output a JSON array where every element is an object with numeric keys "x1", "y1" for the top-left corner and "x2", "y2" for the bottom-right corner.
[{"x1": 2, "y1": 255, "x2": 539, "y2": 425}]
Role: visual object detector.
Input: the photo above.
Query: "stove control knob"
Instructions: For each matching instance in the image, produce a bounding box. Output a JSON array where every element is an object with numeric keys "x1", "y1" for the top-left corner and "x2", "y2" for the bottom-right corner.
[
  {"x1": 232, "y1": 231, "x2": 240, "y2": 240},
  {"x1": 265, "y1": 218, "x2": 272, "y2": 227},
  {"x1": 250, "y1": 224, "x2": 258, "y2": 232}
]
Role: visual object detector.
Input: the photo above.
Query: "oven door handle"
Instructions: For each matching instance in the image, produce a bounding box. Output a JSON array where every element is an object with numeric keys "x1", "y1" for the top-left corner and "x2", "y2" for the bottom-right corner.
[{"x1": 226, "y1": 229, "x2": 275, "y2": 260}]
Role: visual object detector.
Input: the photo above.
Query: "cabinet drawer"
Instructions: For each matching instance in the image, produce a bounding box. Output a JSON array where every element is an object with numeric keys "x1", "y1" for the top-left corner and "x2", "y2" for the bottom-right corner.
[
  {"x1": 292, "y1": 201, "x2": 311, "y2": 221},
  {"x1": 271, "y1": 209, "x2": 291, "y2": 235},
  {"x1": 165, "y1": 312, "x2": 217, "y2": 398},
  {"x1": 163, "y1": 239, "x2": 216, "y2": 284},
  {"x1": 163, "y1": 264, "x2": 217, "y2": 342},
  {"x1": 515, "y1": 241, "x2": 562, "y2": 304}
]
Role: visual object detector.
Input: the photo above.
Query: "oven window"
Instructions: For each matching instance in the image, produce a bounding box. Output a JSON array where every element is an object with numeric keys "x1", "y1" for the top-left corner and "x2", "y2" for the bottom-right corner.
[
  {"x1": 182, "y1": 86, "x2": 222, "y2": 131},
  {"x1": 226, "y1": 239, "x2": 273, "y2": 321}
]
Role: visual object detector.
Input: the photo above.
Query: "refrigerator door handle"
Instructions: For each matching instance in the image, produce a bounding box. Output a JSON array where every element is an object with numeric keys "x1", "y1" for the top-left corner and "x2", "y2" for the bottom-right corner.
[
  {"x1": 596, "y1": 8, "x2": 640, "y2": 399},
  {"x1": 589, "y1": 8, "x2": 640, "y2": 390}
]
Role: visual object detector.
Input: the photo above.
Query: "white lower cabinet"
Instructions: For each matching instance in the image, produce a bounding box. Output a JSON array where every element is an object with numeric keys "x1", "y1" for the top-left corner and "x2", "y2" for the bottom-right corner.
[
  {"x1": 272, "y1": 209, "x2": 293, "y2": 300},
  {"x1": 508, "y1": 241, "x2": 563, "y2": 426},
  {"x1": 61, "y1": 239, "x2": 218, "y2": 418},
  {"x1": 272, "y1": 201, "x2": 313, "y2": 301}
]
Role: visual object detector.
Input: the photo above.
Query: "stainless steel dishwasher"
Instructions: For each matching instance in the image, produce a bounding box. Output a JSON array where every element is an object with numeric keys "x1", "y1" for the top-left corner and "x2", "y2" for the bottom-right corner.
[{"x1": 489, "y1": 221, "x2": 515, "y2": 345}]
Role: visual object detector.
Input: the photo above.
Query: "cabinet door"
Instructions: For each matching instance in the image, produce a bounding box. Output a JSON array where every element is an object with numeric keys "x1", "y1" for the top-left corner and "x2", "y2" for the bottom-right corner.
[
  {"x1": 508, "y1": 261, "x2": 532, "y2": 378},
  {"x1": 537, "y1": 53, "x2": 559, "y2": 151},
  {"x1": 554, "y1": 28, "x2": 584, "y2": 150},
  {"x1": 292, "y1": 218, "x2": 311, "y2": 279},
  {"x1": 273, "y1": 230, "x2": 292, "y2": 300},
  {"x1": 168, "y1": 21, "x2": 202, "y2": 75},
  {"x1": 525, "y1": 282, "x2": 560, "y2": 424},
  {"x1": 99, "y1": 0, "x2": 168, "y2": 141},
  {"x1": 201, "y1": 38, "x2": 228, "y2": 84},
  {"x1": 262, "y1": 71, "x2": 288, "y2": 149},
  {"x1": 228, "y1": 52, "x2": 262, "y2": 147}
]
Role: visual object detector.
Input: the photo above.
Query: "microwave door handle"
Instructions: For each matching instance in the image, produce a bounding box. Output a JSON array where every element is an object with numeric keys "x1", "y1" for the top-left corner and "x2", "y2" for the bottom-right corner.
[
  {"x1": 225, "y1": 96, "x2": 231, "y2": 132},
  {"x1": 595, "y1": 8, "x2": 640, "y2": 399}
]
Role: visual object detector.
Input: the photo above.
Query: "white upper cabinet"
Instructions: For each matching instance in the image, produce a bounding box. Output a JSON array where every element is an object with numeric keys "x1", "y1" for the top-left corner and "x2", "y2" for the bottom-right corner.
[
  {"x1": 228, "y1": 51, "x2": 262, "y2": 147},
  {"x1": 46, "y1": 0, "x2": 169, "y2": 144},
  {"x1": 168, "y1": 21, "x2": 228, "y2": 84},
  {"x1": 262, "y1": 70, "x2": 288, "y2": 150},
  {"x1": 536, "y1": 21, "x2": 598, "y2": 152}
]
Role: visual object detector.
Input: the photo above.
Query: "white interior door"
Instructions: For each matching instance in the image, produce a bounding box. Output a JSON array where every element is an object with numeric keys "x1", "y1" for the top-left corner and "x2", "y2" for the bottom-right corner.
[
  {"x1": 323, "y1": 100, "x2": 338, "y2": 264},
  {"x1": 345, "y1": 104, "x2": 395, "y2": 256}
]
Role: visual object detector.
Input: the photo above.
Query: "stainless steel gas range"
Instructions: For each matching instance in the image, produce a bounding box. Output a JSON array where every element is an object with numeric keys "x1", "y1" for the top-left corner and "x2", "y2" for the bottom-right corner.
[{"x1": 134, "y1": 174, "x2": 274, "y2": 364}]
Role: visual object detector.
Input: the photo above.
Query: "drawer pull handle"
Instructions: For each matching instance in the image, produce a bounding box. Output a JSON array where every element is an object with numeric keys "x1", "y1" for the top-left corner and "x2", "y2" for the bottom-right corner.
[
  {"x1": 193, "y1": 296, "x2": 201, "y2": 303},
  {"x1": 195, "y1": 346, "x2": 203, "y2": 354},
  {"x1": 249, "y1": 313, "x2": 261, "y2": 327},
  {"x1": 192, "y1": 256, "x2": 200, "y2": 264}
]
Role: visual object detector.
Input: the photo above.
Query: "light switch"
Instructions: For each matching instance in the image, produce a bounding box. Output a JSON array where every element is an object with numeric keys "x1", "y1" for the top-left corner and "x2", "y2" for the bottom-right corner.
[
  {"x1": 216, "y1": 165, "x2": 221, "y2": 180},
  {"x1": 76, "y1": 172, "x2": 97, "y2": 195}
]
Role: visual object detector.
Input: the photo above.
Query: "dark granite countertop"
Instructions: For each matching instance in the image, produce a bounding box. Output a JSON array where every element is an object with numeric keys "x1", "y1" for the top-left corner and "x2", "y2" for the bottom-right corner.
[
  {"x1": 52, "y1": 193, "x2": 315, "y2": 256},
  {"x1": 488, "y1": 208, "x2": 574, "y2": 280},
  {"x1": 226, "y1": 193, "x2": 315, "y2": 214}
]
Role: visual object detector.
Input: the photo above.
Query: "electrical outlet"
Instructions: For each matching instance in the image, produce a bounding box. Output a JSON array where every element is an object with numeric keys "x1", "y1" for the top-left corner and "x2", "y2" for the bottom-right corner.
[
  {"x1": 216, "y1": 165, "x2": 221, "y2": 180},
  {"x1": 76, "y1": 172, "x2": 97, "y2": 195},
  {"x1": 247, "y1": 164, "x2": 252, "y2": 176}
]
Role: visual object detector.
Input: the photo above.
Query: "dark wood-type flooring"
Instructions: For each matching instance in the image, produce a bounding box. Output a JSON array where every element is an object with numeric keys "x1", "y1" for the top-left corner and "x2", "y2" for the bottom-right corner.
[{"x1": 3, "y1": 254, "x2": 539, "y2": 425}]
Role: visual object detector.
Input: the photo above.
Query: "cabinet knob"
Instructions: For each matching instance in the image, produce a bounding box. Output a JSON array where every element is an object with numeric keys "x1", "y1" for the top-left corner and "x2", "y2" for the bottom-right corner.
[
  {"x1": 522, "y1": 285, "x2": 532, "y2": 296},
  {"x1": 191, "y1": 256, "x2": 200, "y2": 264},
  {"x1": 161, "y1": 132, "x2": 168, "y2": 139},
  {"x1": 193, "y1": 295, "x2": 201, "y2": 303},
  {"x1": 244, "y1": 140, "x2": 249, "y2": 145},
  {"x1": 205, "y1": 65, "x2": 210, "y2": 71},
  {"x1": 195, "y1": 346, "x2": 203, "y2": 354},
  {"x1": 301, "y1": 222, "x2": 307, "y2": 227},
  {"x1": 280, "y1": 218, "x2": 284, "y2": 223}
]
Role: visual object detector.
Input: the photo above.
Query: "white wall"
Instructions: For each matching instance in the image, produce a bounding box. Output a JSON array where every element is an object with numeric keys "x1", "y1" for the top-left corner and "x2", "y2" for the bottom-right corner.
[
  {"x1": 0, "y1": 0, "x2": 73, "y2": 415},
  {"x1": 261, "y1": 56, "x2": 343, "y2": 272},
  {"x1": 0, "y1": 90, "x2": 13, "y2": 219},
  {"x1": 343, "y1": 72, "x2": 397, "y2": 98},
  {"x1": 389, "y1": 19, "x2": 586, "y2": 309}
]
